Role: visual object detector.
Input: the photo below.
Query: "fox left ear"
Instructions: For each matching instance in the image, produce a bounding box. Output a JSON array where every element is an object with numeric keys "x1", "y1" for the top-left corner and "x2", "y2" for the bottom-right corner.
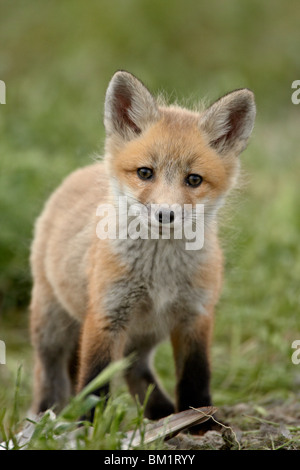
[
  {"x1": 199, "y1": 89, "x2": 256, "y2": 157},
  {"x1": 104, "y1": 71, "x2": 160, "y2": 141}
]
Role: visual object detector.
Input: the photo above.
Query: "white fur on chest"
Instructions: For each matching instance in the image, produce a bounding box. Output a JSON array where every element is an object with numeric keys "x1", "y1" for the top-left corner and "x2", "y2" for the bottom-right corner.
[
  {"x1": 104, "y1": 237, "x2": 212, "y2": 343},
  {"x1": 113, "y1": 237, "x2": 206, "y2": 314}
]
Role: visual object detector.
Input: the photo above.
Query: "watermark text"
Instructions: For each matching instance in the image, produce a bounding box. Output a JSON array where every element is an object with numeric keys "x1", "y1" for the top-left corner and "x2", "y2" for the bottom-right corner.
[
  {"x1": 0, "y1": 80, "x2": 6, "y2": 104},
  {"x1": 292, "y1": 340, "x2": 300, "y2": 365},
  {"x1": 291, "y1": 80, "x2": 300, "y2": 104},
  {"x1": 0, "y1": 340, "x2": 6, "y2": 365},
  {"x1": 96, "y1": 198, "x2": 205, "y2": 250}
]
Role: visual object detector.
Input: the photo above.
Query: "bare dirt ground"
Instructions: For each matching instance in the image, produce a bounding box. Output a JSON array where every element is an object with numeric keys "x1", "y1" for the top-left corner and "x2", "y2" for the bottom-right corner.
[{"x1": 167, "y1": 399, "x2": 300, "y2": 450}]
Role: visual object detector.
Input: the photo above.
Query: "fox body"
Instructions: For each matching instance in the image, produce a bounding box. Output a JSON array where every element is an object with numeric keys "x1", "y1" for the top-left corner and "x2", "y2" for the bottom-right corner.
[{"x1": 30, "y1": 71, "x2": 255, "y2": 425}]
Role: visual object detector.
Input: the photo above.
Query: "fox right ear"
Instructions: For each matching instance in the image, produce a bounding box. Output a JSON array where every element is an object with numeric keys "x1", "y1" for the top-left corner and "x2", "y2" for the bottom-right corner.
[{"x1": 104, "y1": 71, "x2": 160, "y2": 141}]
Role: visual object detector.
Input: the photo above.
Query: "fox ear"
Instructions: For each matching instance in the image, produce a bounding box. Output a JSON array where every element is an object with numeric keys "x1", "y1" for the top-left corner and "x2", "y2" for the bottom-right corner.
[
  {"x1": 199, "y1": 89, "x2": 256, "y2": 157},
  {"x1": 104, "y1": 71, "x2": 160, "y2": 140}
]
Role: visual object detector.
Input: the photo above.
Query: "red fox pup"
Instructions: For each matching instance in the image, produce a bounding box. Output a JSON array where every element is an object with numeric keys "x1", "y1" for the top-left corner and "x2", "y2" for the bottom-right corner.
[{"x1": 30, "y1": 71, "x2": 255, "y2": 429}]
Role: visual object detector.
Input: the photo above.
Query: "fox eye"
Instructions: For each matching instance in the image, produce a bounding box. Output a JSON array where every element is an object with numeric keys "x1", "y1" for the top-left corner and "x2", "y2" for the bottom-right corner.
[
  {"x1": 185, "y1": 174, "x2": 203, "y2": 187},
  {"x1": 137, "y1": 167, "x2": 153, "y2": 180}
]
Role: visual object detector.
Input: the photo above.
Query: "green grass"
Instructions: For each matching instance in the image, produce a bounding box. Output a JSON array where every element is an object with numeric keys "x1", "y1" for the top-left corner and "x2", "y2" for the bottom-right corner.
[
  {"x1": 0, "y1": 360, "x2": 164, "y2": 450},
  {"x1": 1, "y1": 0, "x2": 300, "y2": 450}
]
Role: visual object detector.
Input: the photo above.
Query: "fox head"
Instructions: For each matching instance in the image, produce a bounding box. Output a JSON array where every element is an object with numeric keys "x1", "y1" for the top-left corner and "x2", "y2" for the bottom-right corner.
[{"x1": 103, "y1": 71, "x2": 255, "y2": 233}]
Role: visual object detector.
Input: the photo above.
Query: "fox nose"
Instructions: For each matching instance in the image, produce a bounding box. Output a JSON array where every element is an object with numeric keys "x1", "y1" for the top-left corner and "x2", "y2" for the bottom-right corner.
[{"x1": 155, "y1": 208, "x2": 175, "y2": 224}]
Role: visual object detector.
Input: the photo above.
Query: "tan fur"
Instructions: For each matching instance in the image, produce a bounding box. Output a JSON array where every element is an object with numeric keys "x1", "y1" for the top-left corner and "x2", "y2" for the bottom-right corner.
[{"x1": 29, "y1": 71, "x2": 255, "y2": 417}]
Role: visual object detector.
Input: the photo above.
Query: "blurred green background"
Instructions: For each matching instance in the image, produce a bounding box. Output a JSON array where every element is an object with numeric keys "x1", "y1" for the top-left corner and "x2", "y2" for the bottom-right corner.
[{"x1": 0, "y1": 0, "x2": 300, "y2": 417}]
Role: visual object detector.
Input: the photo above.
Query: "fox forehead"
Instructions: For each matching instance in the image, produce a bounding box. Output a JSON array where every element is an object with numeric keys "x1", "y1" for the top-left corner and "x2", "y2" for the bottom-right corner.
[{"x1": 117, "y1": 108, "x2": 209, "y2": 163}]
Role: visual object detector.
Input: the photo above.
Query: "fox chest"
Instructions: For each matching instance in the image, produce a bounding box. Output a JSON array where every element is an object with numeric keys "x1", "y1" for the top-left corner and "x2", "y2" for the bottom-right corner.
[{"x1": 106, "y1": 239, "x2": 207, "y2": 324}]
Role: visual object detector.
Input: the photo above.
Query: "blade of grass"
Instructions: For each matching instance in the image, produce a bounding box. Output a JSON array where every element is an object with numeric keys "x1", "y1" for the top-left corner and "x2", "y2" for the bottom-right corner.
[{"x1": 59, "y1": 357, "x2": 131, "y2": 421}]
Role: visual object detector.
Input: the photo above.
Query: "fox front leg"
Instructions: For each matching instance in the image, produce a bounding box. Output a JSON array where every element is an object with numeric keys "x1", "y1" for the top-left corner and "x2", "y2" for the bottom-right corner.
[
  {"x1": 171, "y1": 313, "x2": 218, "y2": 433},
  {"x1": 77, "y1": 311, "x2": 127, "y2": 420}
]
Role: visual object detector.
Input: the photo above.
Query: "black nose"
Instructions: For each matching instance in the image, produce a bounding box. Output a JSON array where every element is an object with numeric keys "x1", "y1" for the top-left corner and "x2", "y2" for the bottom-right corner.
[{"x1": 155, "y1": 208, "x2": 175, "y2": 224}]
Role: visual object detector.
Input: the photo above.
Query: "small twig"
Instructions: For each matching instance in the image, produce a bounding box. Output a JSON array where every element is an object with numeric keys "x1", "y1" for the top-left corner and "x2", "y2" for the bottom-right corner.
[{"x1": 190, "y1": 406, "x2": 241, "y2": 450}]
